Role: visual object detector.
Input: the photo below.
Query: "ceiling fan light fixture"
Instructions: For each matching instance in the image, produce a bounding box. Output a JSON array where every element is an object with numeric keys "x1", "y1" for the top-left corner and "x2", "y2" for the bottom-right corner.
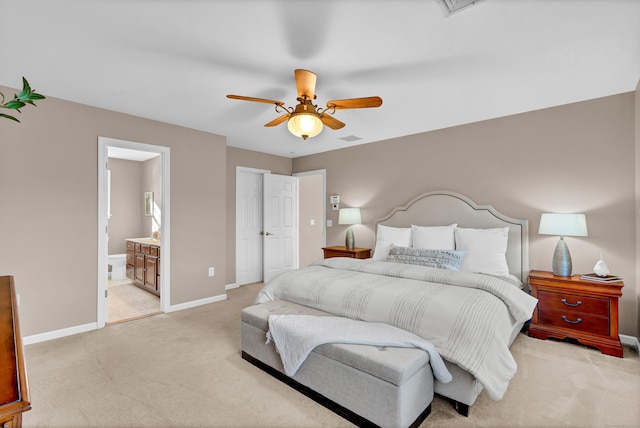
[{"x1": 287, "y1": 111, "x2": 323, "y2": 140}]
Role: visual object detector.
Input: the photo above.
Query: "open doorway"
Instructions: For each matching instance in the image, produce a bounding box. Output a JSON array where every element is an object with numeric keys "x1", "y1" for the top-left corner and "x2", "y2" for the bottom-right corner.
[{"x1": 97, "y1": 137, "x2": 171, "y2": 328}]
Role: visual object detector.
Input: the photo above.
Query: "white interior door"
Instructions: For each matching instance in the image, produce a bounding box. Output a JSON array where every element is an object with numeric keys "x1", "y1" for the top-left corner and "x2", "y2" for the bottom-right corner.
[
  {"x1": 236, "y1": 168, "x2": 267, "y2": 286},
  {"x1": 263, "y1": 173, "x2": 299, "y2": 283}
]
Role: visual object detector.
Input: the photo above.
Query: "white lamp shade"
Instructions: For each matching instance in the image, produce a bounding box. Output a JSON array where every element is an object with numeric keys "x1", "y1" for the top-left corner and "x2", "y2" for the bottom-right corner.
[
  {"x1": 338, "y1": 208, "x2": 362, "y2": 225},
  {"x1": 287, "y1": 113, "x2": 323, "y2": 139},
  {"x1": 538, "y1": 213, "x2": 588, "y2": 237}
]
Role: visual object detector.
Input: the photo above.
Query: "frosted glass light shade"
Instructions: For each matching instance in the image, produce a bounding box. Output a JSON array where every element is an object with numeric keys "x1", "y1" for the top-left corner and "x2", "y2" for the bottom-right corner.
[
  {"x1": 538, "y1": 213, "x2": 588, "y2": 237},
  {"x1": 287, "y1": 113, "x2": 323, "y2": 140},
  {"x1": 338, "y1": 208, "x2": 362, "y2": 225}
]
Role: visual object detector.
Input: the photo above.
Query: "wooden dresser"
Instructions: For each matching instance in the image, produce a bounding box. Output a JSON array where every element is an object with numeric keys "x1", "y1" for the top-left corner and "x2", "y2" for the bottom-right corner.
[
  {"x1": 322, "y1": 246, "x2": 371, "y2": 259},
  {"x1": 528, "y1": 270, "x2": 624, "y2": 357},
  {"x1": 0, "y1": 276, "x2": 31, "y2": 427}
]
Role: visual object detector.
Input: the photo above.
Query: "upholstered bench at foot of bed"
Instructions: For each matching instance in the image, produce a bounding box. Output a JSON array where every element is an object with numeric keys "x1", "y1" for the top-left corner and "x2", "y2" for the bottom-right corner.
[{"x1": 240, "y1": 300, "x2": 435, "y2": 428}]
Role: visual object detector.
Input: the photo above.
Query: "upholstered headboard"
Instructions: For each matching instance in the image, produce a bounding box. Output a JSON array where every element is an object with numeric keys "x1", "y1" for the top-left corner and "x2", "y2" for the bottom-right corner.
[{"x1": 374, "y1": 190, "x2": 529, "y2": 283}]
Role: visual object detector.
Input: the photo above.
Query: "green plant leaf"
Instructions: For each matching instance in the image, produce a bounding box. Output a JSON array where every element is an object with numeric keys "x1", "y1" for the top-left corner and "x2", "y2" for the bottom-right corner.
[
  {"x1": 5, "y1": 100, "x2": 25, "y2": 110},
  {"x1": 1, "y1": 78, "x2": 45, "y2": 122},
  {"x1": 0, "y1": 113, "x2": 20, "y2": 122},
  {"x1": 22, "y1": 77, "x2": 31, "y2": 91}
]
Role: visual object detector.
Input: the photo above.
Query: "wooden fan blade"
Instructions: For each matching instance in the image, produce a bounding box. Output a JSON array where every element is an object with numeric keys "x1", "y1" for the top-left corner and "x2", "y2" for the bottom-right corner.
[
  {"x1": 326, "y1": 96, "x2": 383, "y2": 110},
  {"x1": 227, "y1": 94, "x2": 284, "y2": 106},
  {"x1": 264, "y1": 114, "x2": 290, "y2": 127},
  {"x1": 321, "y1": 114, "x2": 345, "y2": 130},
  {"x1": 294, "y1": 69, "x2": 317, "y2": 99}
]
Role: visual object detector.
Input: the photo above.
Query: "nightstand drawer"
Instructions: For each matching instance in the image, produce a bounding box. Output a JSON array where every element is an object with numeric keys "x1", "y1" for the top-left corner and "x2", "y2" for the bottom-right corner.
[
  {"x1": 537, "y1": 291, "x2": 609, "y2": 317},
  {"x1": 537, "y1": 309, "x2": 610, "y2": 336}
]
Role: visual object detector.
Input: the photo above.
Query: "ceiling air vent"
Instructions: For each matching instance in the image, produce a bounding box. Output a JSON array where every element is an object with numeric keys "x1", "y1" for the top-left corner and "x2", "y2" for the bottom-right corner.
[
  {"x1": 339, "y1": 135, "x2": 362, "y2": 143},
  {"x1": 436, "y1": 0, "x2": 484, "y2": 16}
]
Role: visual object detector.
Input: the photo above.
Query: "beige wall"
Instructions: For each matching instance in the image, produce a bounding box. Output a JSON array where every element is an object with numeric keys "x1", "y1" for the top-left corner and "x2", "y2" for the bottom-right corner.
[
  {"x1": 294, "y1": 92, "x2": 639, "y2": 337},
  {"x1": 225, "y1": 147, "x2": 292, "y2": 285},
  {"x1": 298, "y1": 174, "x2": 324, "y2": 267},
  {"x1": 636, "y1": 80, "x2": 640, "y2": 337},
  {"x1": 0, "y1": 87, "x2": 227, "y2": 336},
  {"x1": 107, "y1": 158, "x2": 145, "y2": 255}
]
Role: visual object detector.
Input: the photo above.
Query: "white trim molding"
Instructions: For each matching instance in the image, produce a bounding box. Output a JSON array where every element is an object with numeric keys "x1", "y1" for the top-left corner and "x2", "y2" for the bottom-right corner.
[
  {"x1": 23, "y1": 295, "x2": 228, "y2": 345},
  {"x1": 166, "y1": 293, "x2": 227, "y2": 313},
  {"x1": 24, "y1": 323, "x2": 97, "y2": 346},
  {"x1": 620, "y1": 334, "x2": 640, "y2": 355}
]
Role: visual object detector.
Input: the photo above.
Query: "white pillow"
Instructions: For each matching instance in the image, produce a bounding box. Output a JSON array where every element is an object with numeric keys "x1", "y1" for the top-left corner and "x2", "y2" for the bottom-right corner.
[
  {"x1": 373, "y1": 225, "x2": 412, "y2": 260},
  {"x1": 411, "y1": 224, "x2": 457, "y2": 250},
  {"x1": 454, "y1": 227, "x2": 510, "y2": 276}
]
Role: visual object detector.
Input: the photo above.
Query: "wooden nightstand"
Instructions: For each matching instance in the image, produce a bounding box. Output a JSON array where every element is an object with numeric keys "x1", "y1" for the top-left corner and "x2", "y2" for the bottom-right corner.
[
  {"x1": 528, "y1": 270, "x2": 624, "y2": 357},
  {"x1": 322, "y1": 246, "x2": 371, "y2": 259}
]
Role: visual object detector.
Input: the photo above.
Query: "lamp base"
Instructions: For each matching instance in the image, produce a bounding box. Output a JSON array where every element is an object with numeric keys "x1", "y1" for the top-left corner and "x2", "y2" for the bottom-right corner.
[
  {"x1": 552, "y1": 237, "x2": 573, "y2": 276},
  {"x1": 345, "y1": 226, "x2": 355, "y2": 250}
]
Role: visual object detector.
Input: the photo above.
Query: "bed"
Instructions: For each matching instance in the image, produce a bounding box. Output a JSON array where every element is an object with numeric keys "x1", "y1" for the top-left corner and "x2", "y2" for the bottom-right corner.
[{"x1": 242, "y1": 190, "x2": 538, "y2": 425}]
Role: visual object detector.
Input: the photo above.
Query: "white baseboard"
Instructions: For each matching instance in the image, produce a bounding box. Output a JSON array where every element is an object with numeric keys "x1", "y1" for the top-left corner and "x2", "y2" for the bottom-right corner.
[
  {"x1": 166, "y1": 293, "x2": 227, "y2": 313},
  {"x1": 225, "y1": 282, "x2": 238, "y2": 290},
  {"x1": 24, "y1": 293, "x2": 229, "y2": 345},
  {"x1": 620, "y1": 334, "x2": 640, "y2": 355},
  {"x1": 24, "y1": 322, "x2": 97, "y2": 346}
]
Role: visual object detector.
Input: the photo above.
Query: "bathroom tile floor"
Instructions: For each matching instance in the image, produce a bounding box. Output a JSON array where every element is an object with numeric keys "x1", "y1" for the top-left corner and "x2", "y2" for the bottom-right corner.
[{"x1": 107, "y1": 278, "x2": 160, "y2": 324}]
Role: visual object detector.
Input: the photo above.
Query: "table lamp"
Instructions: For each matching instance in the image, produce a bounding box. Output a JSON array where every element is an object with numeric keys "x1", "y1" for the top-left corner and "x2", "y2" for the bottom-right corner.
[
  {"x1": 538, "y1": 213, "x2": 588, "y2": 276},
  {"x1": 338, "y1": 208, "x2": 362, "y2": 250}
]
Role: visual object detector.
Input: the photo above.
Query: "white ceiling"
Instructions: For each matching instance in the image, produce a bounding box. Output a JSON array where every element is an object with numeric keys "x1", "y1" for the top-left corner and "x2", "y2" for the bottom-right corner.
[{"x1": 1, "y1": 1, "x2": 639, "y2": 158}]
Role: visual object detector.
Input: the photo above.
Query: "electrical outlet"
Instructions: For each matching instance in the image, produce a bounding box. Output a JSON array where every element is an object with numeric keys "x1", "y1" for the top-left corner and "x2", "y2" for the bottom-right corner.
[{"x1": 208, "y1": 267, "x2": 215, "y2": 277}]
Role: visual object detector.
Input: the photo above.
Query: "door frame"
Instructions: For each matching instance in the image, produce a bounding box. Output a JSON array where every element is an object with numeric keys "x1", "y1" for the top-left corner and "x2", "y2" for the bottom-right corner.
[{"x1": 97, "y1": 136, "x2": 171, "y2": 328}]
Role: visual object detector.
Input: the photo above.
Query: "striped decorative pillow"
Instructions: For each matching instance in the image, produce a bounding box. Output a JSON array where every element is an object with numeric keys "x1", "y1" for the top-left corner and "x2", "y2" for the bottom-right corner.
[{"x1": 387, "y1": 246, "x2": 464, "y2": 271}]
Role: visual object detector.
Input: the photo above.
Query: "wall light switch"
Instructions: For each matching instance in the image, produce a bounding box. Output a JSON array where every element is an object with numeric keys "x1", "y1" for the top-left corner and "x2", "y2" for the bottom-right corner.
[
  {"x1": 327, "y1": 220, "x2": 333, "y2": 227},
  {"x1": 310, "y1": 219, "x2": 315, "y2": 226},
  {"x1": 208, "y1": 267, "x2": 215, "y2": 277}
]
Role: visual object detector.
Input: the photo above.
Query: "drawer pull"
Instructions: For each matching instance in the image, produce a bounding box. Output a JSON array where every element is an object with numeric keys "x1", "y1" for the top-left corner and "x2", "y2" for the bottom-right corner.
[
  {"x1": 561, "y1": 315, "x2": 582, "y2": 324},
  {"x1": 561, "y1": 298, "x2": 582, "y2": 307}
]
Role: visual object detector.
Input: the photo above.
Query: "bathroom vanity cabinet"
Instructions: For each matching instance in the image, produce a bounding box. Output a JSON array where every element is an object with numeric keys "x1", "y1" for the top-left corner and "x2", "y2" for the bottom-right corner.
[{"x1": 126, "y1": 239, "x2": 160, "y2": 296}]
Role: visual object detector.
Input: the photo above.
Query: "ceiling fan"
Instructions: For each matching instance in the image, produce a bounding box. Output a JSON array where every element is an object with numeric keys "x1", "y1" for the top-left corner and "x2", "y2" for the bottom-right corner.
[{"x1": 227, "y1": 69, "x2": 382, "y2": 140}]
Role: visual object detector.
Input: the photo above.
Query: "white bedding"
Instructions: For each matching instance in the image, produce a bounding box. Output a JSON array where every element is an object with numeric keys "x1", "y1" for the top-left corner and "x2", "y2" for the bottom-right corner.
[{"x1": 255, "y1": 257, "x2": 538, "y2": 400}]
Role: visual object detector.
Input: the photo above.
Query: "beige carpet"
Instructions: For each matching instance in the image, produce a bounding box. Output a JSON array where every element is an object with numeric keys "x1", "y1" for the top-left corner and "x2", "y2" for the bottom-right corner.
[{"x1": 23, "y1": 283, "x2": 639, "y2": 427}]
